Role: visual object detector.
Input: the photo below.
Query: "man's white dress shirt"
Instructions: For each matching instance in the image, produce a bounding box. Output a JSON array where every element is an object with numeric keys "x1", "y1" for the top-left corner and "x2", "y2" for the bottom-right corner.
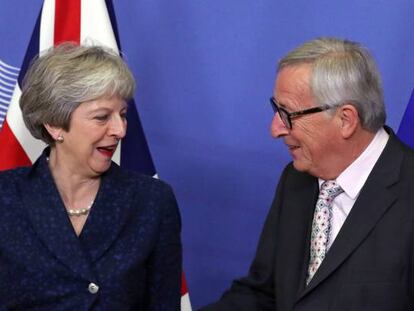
[{"x1": 319, "y1": 128, "x2": 389, "y2": 249}]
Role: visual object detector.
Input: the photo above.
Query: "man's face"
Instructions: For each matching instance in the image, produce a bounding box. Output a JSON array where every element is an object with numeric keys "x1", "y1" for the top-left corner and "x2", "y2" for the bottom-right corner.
[{"x1": 271, "y1": 64, "x2": 342, "y2": 179}]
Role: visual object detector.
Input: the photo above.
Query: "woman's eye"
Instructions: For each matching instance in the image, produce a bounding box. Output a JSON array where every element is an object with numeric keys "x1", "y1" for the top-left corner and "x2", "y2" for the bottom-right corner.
[{"x1": 94, "y1": 115, "x2": 109, "y2": 121}]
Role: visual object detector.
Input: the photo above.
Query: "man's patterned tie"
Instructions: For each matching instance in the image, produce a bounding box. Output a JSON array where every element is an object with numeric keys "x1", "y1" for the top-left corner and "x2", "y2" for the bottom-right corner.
[{"x1": 306, "y1": 180, "x2": 343, "y2": 285}]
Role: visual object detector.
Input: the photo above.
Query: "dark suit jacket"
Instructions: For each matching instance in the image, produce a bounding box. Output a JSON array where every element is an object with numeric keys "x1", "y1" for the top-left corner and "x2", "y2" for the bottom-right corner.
[
  {"x1": 0, "y1": 149, "x2": 182, "y2": 310},
  {"x1": 202, "y1": 130, "x2": 414, "y2": 310}
]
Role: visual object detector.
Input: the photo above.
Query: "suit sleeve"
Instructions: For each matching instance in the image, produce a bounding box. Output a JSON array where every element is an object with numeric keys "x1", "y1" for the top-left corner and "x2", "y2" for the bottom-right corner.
[
  {"x1": 145, "y1": 183, "x2": 182, "y2": 311},
  {"x1": 200, "y1": 165, "x2": 290, "y2": 311}
]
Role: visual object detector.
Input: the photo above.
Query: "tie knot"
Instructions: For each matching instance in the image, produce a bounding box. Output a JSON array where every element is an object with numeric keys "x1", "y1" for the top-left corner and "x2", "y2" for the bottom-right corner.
[{"x1": 320, "y1": 180, "x2": 343, "y2": 200}]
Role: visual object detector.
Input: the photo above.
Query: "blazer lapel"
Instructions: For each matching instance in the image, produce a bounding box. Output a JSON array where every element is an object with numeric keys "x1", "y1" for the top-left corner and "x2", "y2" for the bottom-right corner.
[
  {"x1": 298, "y1": 134, "x2": 403, "y2": 299},
  {"x1": 79, "y1": 163, "x2": 134, "y2": 263},
  {"x1": 276, "y1": 169, "x2": 319, "y2": 303},
  {"x1": 21, "y1": 152, "x2": 95, "y2": 282}
]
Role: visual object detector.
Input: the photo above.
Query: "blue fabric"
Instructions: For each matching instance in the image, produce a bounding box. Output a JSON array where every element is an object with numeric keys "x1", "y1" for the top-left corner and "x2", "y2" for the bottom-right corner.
[{"x1": 0, "y1": 149, "x2": 182, "y2": 310}]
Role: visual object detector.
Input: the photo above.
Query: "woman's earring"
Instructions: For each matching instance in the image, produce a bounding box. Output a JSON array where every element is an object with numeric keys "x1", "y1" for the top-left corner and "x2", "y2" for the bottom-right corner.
[{"x1": 56, "y1": 135, "x2": 64, "y2": 143}]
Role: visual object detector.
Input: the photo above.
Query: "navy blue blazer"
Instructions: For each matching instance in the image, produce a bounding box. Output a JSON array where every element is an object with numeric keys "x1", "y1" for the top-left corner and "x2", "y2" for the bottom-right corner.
[{"x1": 0, "y1": 150, "x2": 182, "y2": 310}]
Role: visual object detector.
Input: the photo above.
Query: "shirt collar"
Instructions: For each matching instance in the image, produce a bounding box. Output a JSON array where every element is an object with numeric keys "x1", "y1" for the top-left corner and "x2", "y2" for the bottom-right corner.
[{"x1": 319, "y1": 127, "x2": 389, "y2": 199}]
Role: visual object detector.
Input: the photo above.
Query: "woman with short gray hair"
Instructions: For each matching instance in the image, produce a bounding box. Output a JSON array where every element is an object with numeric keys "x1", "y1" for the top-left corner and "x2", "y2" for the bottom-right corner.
[
  {"x1": 20, "y1": 43, "x2": 135, "y2": 144},
  {"x1": 0, "y1": 43, "x2": 182, "y2": 310}
]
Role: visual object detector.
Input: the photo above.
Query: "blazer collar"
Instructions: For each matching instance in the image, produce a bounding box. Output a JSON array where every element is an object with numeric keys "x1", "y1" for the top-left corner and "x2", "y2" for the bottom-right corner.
[
  {"x1": 22, "y1": 149, "x2": 96, "y2": 281},
  {"x1": 297, "y1": 129, "x2": 404, "y2": 300},
  {"x1": 21, "y1": 148, "x2": 134, "y2": 281},
  {"x1": 78, "y1": 161, "x2": 135, "y2": 263}
]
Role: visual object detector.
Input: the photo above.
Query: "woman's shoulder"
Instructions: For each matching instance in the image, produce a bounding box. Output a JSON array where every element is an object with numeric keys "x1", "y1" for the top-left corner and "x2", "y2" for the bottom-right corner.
[
  {"x1": 106, "y1": 165, "x2": 180, "y2": 222},
  {"x1": 0, "y1": 166, "x2": 31, "y2": 195},
  {"x1": 0, "y1": 166, "x2": 30, "y2": 183},
  {"x1": 108, "y1": 163, "x2": 174, "y2": 195}
]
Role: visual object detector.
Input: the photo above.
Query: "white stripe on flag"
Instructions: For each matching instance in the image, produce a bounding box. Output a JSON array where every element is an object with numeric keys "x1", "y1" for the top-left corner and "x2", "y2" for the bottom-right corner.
[
  {"x1": 39, "y1": 0, "x2": 55, "y2": 53},
  {"x1": 6, "y1": 85, "x2": 46, "y2": 162},
  {"x1": 181, "y1": 293, "x2": 192, "y2": 311},
  {"x1": 81, "y1": 0, "x2": 119, "y2": 52}
]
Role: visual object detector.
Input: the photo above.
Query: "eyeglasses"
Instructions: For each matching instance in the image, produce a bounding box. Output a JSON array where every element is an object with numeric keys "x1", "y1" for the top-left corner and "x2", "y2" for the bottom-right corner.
[{"x1": 269, "y1": 97, "x2": 334, "y2": 129}]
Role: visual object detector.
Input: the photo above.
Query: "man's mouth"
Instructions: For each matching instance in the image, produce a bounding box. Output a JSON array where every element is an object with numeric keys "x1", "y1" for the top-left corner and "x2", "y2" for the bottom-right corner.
[{"x1": 287, "y1": 144, "x2": 300, "y2": 151}]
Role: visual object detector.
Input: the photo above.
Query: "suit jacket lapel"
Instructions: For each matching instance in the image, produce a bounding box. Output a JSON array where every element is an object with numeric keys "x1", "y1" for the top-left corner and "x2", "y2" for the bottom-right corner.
[
  {"x1": 298, "y1": 134, "x2": 403, "y2": 299},
  {"x1": 276, "y1": 169, "x2": 319, "y2": 304},
  {"x1": 296, "y1": 183, "x2": 319, "y2": 295},
  {"x1": 21, "y1": 151, "x2": 95, "y2": 282},
  {"x1": 79, "y1": 163, "x2": 134, "y2": 263}
]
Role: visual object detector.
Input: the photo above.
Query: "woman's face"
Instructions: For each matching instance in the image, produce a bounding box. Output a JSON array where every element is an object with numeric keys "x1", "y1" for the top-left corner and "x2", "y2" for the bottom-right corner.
[{"x1": 56, "y1": 96, "x2": 127, "y2": 177}]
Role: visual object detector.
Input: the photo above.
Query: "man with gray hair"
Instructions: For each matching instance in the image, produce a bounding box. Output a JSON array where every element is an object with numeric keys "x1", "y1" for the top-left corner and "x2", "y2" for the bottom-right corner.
[{"x1": 202, "y1": 37, "x2": 414, "y2": 310}]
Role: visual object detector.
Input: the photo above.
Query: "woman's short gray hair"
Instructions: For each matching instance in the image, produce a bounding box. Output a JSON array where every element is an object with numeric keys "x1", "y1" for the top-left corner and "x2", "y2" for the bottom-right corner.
[
  {"x1": 20, "y1": 43, "x2": 136, "y2": 145},
  {"x1": 278, "y1": 37, "x2": 386, "y2": 132}
]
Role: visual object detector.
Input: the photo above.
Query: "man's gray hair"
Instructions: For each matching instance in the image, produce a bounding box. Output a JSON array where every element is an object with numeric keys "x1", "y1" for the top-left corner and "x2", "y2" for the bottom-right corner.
[
  {"x1": 20, "y1": 43, "x2": 136, "y2": 145},
  {"x1": 278, "y1": 37, "x2": 386, "y2": 132}
]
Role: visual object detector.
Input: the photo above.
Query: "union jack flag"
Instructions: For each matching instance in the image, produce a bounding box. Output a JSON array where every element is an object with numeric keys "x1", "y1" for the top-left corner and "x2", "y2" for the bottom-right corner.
[{"x1": 398, "y1": 88, "x2": 414, "y2": 148}]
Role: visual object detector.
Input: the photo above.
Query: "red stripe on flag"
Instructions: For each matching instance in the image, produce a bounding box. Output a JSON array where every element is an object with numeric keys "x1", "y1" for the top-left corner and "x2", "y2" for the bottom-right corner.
[
  {"x1": 0, "y1": 121, "x2": 32, "y2": 171},
  {"x1": 54, "y1": 0, "x2": 81, "y2": 45},
  {"x1": 181, "y1": 272, "x2": 188, "y2": 295}
]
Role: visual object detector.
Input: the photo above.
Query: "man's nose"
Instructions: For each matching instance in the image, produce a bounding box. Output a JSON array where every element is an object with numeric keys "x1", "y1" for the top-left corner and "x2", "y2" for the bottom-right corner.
[{"x1": 270, "y1": 113, "x2": 289, "y2": 138}]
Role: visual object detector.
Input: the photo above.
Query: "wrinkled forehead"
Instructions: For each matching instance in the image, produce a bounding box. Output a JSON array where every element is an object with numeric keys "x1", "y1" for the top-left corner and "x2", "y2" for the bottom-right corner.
[{"x1": 274, "y1": 64, "x2": 314, "y2": 105}]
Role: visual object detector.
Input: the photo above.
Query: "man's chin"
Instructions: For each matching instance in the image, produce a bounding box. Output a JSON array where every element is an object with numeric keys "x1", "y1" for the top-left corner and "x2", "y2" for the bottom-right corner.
[{"x1": 292, "y1": 160, "x2": 310, "y2": 173}]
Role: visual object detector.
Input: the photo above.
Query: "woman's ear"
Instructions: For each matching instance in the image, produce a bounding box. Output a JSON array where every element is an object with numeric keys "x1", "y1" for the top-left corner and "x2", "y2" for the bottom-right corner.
[
  {"x1": 43, "y1": 123, "x2": 64, "y2": 143},
  {"x1": 337, "y1": 104, "x2": 359, "y2": 139}
]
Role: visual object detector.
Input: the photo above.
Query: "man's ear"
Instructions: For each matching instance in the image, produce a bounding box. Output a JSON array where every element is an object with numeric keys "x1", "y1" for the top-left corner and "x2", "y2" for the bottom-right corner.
[
  {"x1": 337, "y1": 104, "x2": 359, "y2": 139},
  {"x1": 43, "y1": 123, "x2": 63, "y2": 142}
]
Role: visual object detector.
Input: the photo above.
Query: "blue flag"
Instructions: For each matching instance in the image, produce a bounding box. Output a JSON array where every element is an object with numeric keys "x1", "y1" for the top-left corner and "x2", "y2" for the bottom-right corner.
[{"x1": 397, "y1": 89, "x2": 414, "y2": 148}]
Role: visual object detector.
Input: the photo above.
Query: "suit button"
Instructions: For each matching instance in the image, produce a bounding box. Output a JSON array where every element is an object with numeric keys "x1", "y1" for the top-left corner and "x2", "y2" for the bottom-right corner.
[{"x1": 88, "y1": 282, "x2": 99, "y2": 294}]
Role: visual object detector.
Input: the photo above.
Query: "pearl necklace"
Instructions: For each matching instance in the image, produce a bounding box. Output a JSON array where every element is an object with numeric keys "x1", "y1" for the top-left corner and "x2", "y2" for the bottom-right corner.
[
  {"x1": 45, "y1": 157, "x2": 95, "y2": 217},
  {"x1": 67, "y1": 201, "x2": 94, "y2": 217}
]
